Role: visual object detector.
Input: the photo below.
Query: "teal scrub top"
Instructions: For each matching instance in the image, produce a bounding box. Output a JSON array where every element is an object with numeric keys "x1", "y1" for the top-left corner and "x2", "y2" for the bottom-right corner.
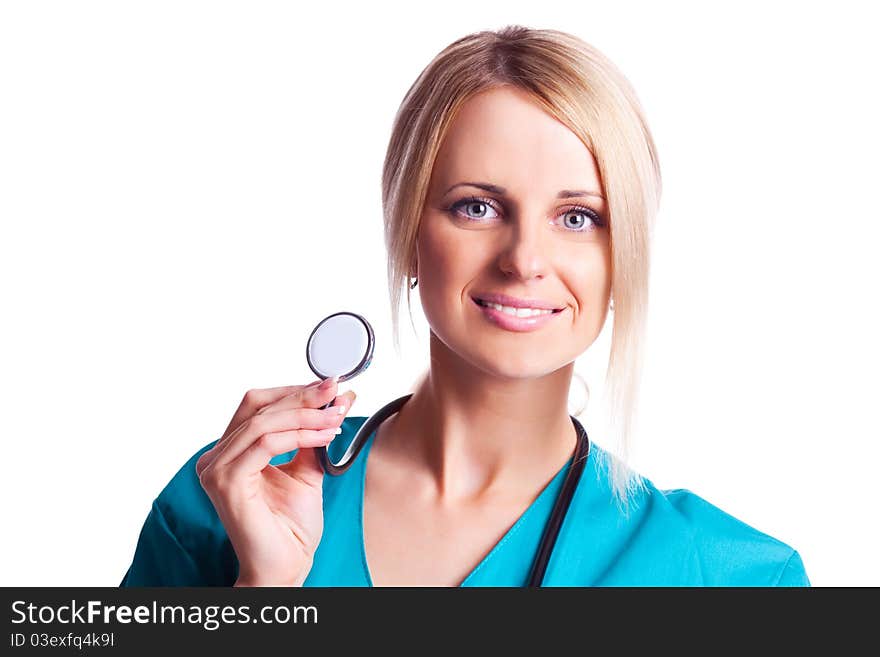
[{"x1": 120, "y1": 415, "x2": 810, "y2": 587}]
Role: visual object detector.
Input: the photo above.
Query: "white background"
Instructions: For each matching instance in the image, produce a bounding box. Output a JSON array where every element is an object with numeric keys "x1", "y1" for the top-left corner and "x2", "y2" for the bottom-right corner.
[{"x1": 1, "y1": 1, "x2": 877, "y2": 587}]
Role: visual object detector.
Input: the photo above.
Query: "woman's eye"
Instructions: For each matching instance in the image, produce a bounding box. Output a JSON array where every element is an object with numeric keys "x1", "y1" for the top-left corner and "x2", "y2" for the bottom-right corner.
[
  {"x1": 559, "y1": 209, "x2": 599, "y2": 232},
  {"x1": 454, "y1": 200, "x2": 499, "y2": 220}
]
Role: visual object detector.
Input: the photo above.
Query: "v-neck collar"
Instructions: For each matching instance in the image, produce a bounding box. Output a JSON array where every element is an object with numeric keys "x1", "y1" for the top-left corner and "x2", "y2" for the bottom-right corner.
[{"x1": 354, "y1": 426, "x2": 574, "y2": 587}]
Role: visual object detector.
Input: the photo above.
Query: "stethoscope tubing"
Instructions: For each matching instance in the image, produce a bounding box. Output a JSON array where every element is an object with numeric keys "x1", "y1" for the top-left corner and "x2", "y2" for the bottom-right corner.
[{"x1": 317, "y1": 393, "x2": 411, "y2": 475}]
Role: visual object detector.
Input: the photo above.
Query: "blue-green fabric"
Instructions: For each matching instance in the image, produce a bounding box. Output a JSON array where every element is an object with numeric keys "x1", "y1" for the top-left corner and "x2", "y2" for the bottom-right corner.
[{"x1": 120, "y1": 415, "x2": 810, "y2": 587}]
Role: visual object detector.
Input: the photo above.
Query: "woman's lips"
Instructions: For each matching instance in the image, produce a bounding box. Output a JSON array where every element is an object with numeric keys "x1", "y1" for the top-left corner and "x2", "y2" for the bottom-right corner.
[{"x1": 471, "y1": 297, "x2": 564, "y2": 332}]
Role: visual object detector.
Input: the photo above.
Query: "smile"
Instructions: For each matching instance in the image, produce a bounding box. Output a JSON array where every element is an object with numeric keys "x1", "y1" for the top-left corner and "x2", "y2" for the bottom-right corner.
[{"x1": 471, "y1": 297, "x2": 564, "y2": 332}]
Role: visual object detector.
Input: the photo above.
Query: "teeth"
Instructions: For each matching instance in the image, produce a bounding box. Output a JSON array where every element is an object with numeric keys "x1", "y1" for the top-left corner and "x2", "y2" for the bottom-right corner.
[{"x1": 480, "y1": 301, "x2": 555, "y2": 317}]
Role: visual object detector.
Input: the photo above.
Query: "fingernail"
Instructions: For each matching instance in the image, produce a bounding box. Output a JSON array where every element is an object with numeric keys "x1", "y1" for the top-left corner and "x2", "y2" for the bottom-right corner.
[
  {"x1": 319, "y1": 375, "x2": 338, "y2": 390},
  {"x1": 326, "y1": 404, "x2": 346, "y2": 416}
]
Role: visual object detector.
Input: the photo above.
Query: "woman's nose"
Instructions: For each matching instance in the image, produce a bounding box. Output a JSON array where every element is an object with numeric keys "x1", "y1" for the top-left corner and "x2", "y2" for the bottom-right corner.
[{"x1": 496, "y1": 219, "x2": 549, "y2": 281}]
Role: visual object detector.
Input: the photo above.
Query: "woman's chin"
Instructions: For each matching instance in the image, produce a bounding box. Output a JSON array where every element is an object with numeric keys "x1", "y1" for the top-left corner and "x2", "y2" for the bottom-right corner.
[{"x1": 465, "y1": 351, "x2": 563, "y2": 382}]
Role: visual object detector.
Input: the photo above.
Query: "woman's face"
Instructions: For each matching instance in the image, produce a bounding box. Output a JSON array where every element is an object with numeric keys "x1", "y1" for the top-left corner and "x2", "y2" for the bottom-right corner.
[{"x1": 415, "y1": 85, "x2": 612, "y2": 380}]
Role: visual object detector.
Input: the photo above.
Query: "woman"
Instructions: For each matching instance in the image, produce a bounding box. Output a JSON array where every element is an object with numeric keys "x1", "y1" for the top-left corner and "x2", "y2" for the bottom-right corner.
[{"x1": 120, "y1": 25, "x2": 809, "y2": 587}]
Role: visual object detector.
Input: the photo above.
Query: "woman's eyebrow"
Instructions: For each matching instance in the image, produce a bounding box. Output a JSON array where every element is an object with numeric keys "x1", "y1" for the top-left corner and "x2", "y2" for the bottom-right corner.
[{"x1": 444, "y1": 181, "x2": 605, "y2": 200}]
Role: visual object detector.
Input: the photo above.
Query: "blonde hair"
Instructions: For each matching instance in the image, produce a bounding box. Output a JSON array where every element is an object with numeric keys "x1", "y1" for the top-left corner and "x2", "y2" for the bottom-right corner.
[{"x1": 380, "y1": 25, "x2": 662, "y2": 512}]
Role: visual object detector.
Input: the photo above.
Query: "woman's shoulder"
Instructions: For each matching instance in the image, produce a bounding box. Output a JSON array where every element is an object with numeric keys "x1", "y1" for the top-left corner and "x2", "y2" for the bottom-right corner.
[
  {"x1": 121, "y1": 438, "x2": 235, "y2": 585},
  {"x1": 143, "y1": 439, "x2": 235, "y2": 571},
  {"x1": 563, "y1": 441, "x2": 810, "y2": 586},
  {"x1": 650, "y1": 485, "x2": 810, "y2": 586}
]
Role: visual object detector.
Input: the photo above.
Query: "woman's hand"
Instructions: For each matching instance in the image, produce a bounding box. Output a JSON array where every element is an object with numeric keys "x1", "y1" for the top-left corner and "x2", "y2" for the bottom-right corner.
[{"x1": 195, "y1": 377, "x2": 355, "y2": 587}]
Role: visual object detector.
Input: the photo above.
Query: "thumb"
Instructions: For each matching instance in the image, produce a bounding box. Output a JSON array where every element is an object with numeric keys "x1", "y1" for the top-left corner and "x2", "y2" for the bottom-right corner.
[{"x1": 277, "y1": 445, "x2": 326, "y2": 487}]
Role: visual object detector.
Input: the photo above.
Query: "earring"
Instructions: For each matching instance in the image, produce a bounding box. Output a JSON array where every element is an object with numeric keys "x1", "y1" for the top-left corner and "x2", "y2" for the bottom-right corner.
[
  {"x1": 410, "y1": 277, "x2": 418, "y2": 290},
  {"x1": 609, "y1": 298, "x2": 614, "y2": 312}
]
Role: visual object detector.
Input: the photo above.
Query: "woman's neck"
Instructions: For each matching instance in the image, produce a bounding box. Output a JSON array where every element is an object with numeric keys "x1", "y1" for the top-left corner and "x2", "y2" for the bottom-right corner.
[{"x1": 379, "y1": 332, "x2": 579, "y2": 503}]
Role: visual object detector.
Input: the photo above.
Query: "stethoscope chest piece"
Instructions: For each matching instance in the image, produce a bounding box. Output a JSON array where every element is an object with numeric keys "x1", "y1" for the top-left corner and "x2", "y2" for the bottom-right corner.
[
  {"x1": 305, "y1": 311, "x2": 376, "y2": 475},
  {"x1": 306, "y1": 311, "x2": 374, "y2": 384}
]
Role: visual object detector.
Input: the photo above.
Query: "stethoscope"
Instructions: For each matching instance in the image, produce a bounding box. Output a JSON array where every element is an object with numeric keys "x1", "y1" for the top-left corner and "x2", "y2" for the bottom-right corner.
[{"x1": 305, "y1": 311, "x2": 591, "y2": 587}]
